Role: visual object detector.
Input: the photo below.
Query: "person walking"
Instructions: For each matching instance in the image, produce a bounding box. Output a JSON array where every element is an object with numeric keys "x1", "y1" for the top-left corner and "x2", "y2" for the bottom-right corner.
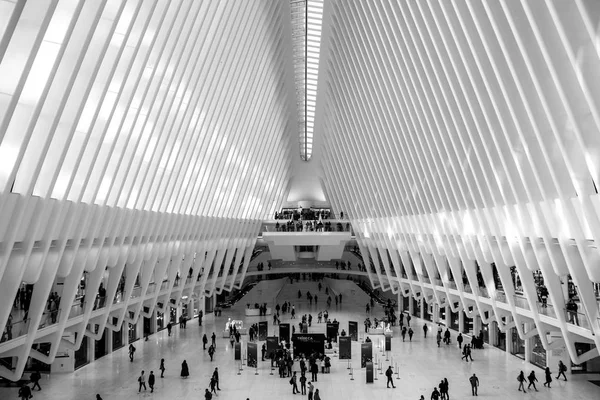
[
  {"x1": 436, "y1": 331, "x2": 442, "y2": 347},
  {"x1": 30, "y1": 369, "x2": 42, "y2": 391},
  {"x1": 308, "y1": 381, "x2": 315, "y2": 400},
  {"x1": 556, "y1": 360, "x2": 567, "y2": 381},
  {"x1": 181, "y1": 360, "x2": 189, "y2": 378},
  {"x1": 527, "y1": 370, "x2": 538, "y2": 391},
  {"x1": 440, "y1": 378, "x2": 449, "y2": 400},
  {"x1": 212, "y1": 367, "x2": 220, "y2": 390},
  {"x1": 205, "y1": 388, "x2": 213, "y2": 400},
  {"x1": 408, "y1": 327, "x2": 414, "y2": 341},
  {"x1": 311, "y1": 360, "x2": 318, "y2": 382},
  {"x1": 431, "y1": 387, "x2": 441, "y2": 400},
  {"x1": 457, "y1": 333, "x2": 463, "y2": 349},
  {"x1": 314, "y1": 388, "x2": 321, "y2": 400},
  {"x1": 401, "y1": 326, "x2": 407, "y2": 342},
  {"x1": 291, "y1": 371, "x2": 299, "y2": 394},
  {"x1": 148, "y1": 371, "x2": 156, "y2": 393},
  {"x1": 160, "y1": 358, "x2": 165, "y2": 378},
  {"x1": 18, "y1": 384, "x2": 32, "y2": 400},
  {"x1": 138, "y1": 370, "x2": 147, "y2": 392},
  {"x1": 469, "y1": 373, "x2": 479, "y2": 396},
  {"x1": 300, "y1": 372, "x2": 307, "y2": 395},
  {"x1": 167, "y1": 322, "x2": 172, "y2": 336},
  {"x1": 96, "y1": 395, "x2": 103, "y2": 400},
  {"x1": 199, "y1": 309, "x2": 203, "y2": 326},
  {"x1": 211, "y1": 332, "x2": 216, "y2": 347},
  {"x1": 423, "y1": 324, "x2": 428, "y2": 338},
  {"x1": 203, "y1": 333, "x2": 208, "y2": 350},
  {"x1": 208, "y1": 344, "x2": 215, "y2": 361},
  {"x1": 517, "y1": 370, "x2": 526, "y2": 392},
  {"x1": 543, "y1": 367, "x2": 552, "y2": 388},
  {"x1": 210, "y1": 375, "x2": 218, "y2": 396},
  {"x1": 385, "y1": 366, "x2": 396, "y2": 388},
  {"x1": 129, "y1": 343, "x2": 136, "y2": 362}
]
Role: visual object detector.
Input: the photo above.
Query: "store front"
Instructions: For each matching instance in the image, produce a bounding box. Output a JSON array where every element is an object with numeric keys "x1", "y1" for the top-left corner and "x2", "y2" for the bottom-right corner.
[
  {"x1": 28, "y1": 343, "x2": 51, "y2": 372},
  {"x1": 423, "y1": 301, "x2": 432, "y2": 322},
  {"x1": 128, "y1": 322, "x2": 138, "y2": 344},
  {"x1": 493, "y1": 320, "x2": 506, "y2": 350},
  {"x1": 95, "y1": 329, "x2": 107, "y2": 360},
  {"x1": 449, "y1": 308, "x2": 459, "y2": 331},
  {"x1": 402, "y1": 296, "x2": 410, "y2": 312},
  {"x1": 412, "y1": 297, "x2": 420, "y2": 317},
  {"x1": 530, "y1": 335, "x2": 546, "y2": 368},
  {"x1": 510, "y1": 326, "x2": 525, "y2": 360},
  {"x1": 74, "y1": 335, "x2": 89, "y2": 369},
  {"x1": 143, "y1": 315, "x2": 153, "y2": 338},
  {"x1": 112, "y1": 317, "x2": 124, "y2": 350},
  {"x1": 438, "y1": 305, "x2": 446, "y2": 325},
  {"x1": 462, "y1": 311, "x2": 473, "y2": 334},
  {"x1": 571, "y1": 342, "x2": 600, "y2": 373},
  {"x1": 156, "y1": 311, "x2": 165, "y2": 331}
]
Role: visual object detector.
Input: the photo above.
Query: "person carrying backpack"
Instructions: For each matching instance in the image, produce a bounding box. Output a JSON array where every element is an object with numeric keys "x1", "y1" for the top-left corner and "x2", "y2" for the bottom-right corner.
[
  {"x1": 517, "y1": 370, "x2": 526, "y2": 392},
  {"x1": 556, "y1": 360, "x2": 568, "y2": 381}
]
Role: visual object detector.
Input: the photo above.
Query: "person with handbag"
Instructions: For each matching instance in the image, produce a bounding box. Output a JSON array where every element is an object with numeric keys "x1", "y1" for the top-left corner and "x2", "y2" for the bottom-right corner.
[{"x1": 556, "y1": 360, "x2": 568, "y2": 381}]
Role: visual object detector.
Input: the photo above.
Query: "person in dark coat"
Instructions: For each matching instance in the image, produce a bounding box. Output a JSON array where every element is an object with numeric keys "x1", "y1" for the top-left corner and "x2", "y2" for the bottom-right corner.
[
  {"x1": 18, "y1": 384, "x2": 32, "y2": 400},
  {"x1": 160, "y1": 358, "x2": 165, "y2": 378},
  {"x1": 517, "y1": 370, "x2": 526, "y2": 392},
  {"x1": 148, "y1": 371, "x2": 156, "y2": 393},
  {"x1": 211, "y1": 332, "x2": 216, "y2": 347},
  {"x1": 212, "y1": 367, "x2": 220, "y2": 390},
  {"x1": 203, "y1": 333, "x2": 208, "y2": 350},
  {"x1": 385, "y1": 366, "x2": 396, "y2": 388},
  {"x1": 208, "y1": 344, "x2": 215, "y2": 361},
  {"x1": 30, "y1": 369, "x2": 42, "y2": 390},
  {"x1": 543, "y1": 367, "x2": 552, "y2": 388},
  {"x1": 181, "y1": 360, "x2": 189, "y2": 378},
  {"x1": 527, "y1": 370, "x2": 538, "y2": 391}
]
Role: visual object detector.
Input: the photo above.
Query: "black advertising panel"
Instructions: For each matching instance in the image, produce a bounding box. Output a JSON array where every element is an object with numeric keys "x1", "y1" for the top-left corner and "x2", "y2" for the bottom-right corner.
[
  {"x1": 385, "y1": 335, "x2": 391, "y2": 351},
  {"x1": 339, "y1": 336, "x2": 351, "y2": 360},
  {"x1": 234, "y1": 342, "x2": 241, "y2": 360},
  {"x1": 266, "y1": 336, "x2": 279, "y2": 359},
  {"x1": 326, "y1": 323, "x2": 337, "y2": 341},
  {"x1": 258, "y1": 321, "x2": 268, "y2": 341},
  {"x1": 247, "y1": 342, "x2": 258, "y2": 368},
  {"x1": 292, "y1": 333, "x2": 326, "y2": 358},
  {"x1": 279, "y1": 323, "x2": 290, "y2": 342},
  {"x1": 361, "y1": 342, "x2": 373, "y2": 368},
  {"x1": 348, "y1": 321, "x2": 358, "y2": 341},
  {"x1": 366, "y1": 361, "x2": 374, "y2": 383}
]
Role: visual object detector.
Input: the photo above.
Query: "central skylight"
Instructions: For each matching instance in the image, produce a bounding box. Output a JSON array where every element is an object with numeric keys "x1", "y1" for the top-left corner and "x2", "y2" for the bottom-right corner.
[{"x1": 291, "y1": 0, "x2": 324, "y2": 161}]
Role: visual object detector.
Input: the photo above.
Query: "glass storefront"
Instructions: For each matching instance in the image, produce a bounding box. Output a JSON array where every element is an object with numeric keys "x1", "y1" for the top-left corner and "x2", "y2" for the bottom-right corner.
[
  {"x1": 28, "y1": 343, "x2": 51, "y2": 372},
  {"x1": 74, "y1": 335, "x2": 88, "y2": 369},
  {"x1": 156, "y1": 312, "x2": 165, "y2": 331},
  {"x1": 449, "y1": 309, "x2": 459, "y2": 331},
  {"x1": 463, "y1": 311, "x2": 473, "y2": 334},
  {"x1": 423, "y1": 301, "x2": 432, "y2": 322},
  {"x1": 571, "y1": 343, "x2": 600, "y2": 373},
  {"x1": 402, "y1": 296, "x2": 409, "y2": 312},
  {"x1": 95, "y1": 329, "x2": 107, "y2": 360},
  {"x1": 128, "y1": 322, "x2": 138, "y2": 344},
  {"x1": 112, "y1": 317, "x2": 124, "y2": 350},
  {"x1": 530, "y1": 335, "x2": 546, "y2": 368},
  {"x1": 143, "y1": 315, "x2": 153, "y2": 338},
  {"x1": 493, "y1": 320, "x2": 506, "y2": 351},
  {"x1": 438, "y1": 306, "x2": 446, "y2": 325},
  {"x1": 412, "y1": 298, "x2": 420, "y2": 317},
  {"x1": 511, "y1": 326, "x2": 525, "y2": 360}
]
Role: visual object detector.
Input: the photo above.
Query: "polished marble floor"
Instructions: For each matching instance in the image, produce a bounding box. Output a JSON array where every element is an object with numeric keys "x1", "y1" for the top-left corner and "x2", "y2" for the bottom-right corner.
[{"x1": 1, "y1": 280, "x2": 599, "y2": 400}]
